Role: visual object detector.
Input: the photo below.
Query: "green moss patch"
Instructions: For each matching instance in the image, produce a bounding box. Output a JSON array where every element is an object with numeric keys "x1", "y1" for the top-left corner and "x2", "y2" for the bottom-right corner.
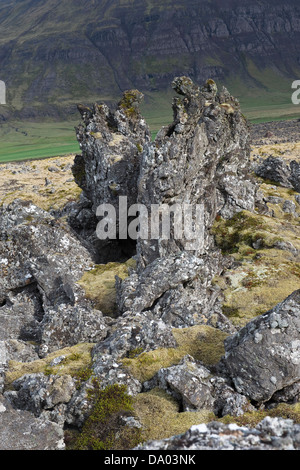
[
  {"x1": 122, "y1": 325, "x2": 228, "y2": 383},
  {"x1": 119, "y1": 90, "x2": 143, "y2": 119},
  {"x1": 72, "y1": 383, "x2": 143, "y2": 450},
  {"x1": 77, "y1": 258, "x2": 136, "y2": 316},
  {"x1": 5, "y1": 343, "x2": 95, "y2": 387},
  {"x1": 134, "y1": 387, "x2": 214, "y2": 443}
]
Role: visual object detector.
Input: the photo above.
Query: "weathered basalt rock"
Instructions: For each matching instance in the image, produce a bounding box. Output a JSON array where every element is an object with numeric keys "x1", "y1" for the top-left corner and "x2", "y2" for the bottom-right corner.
[
  {"x1": 145, "y1": 354, "x2": 255, "y2": 417},
  {"x1": 0, "y1": 199, "x2": 109, "y2": 361},
  {"x1": 114, "y1": 77, "x2": 258, "y2": 331},
  {"x1": 71, "y1": 77, "x2": 258, "y2": 332},
  {"x1": 255, "y1": 156, "x2": 300, "y2": 193},
  {"x1": 223, "y1": 290, "x2": 300, "y2": 404},
  {"x1": 135, "y1": 417, "x2": 300, "y2": 450},
  {"x1": 74, "y1": 91, "x2": 150, "y2": 211},
  {"x1": 5, "y1": 373, "x2": 76, "y2": 423},
  {"x1": 1, "y1": 78, "x2": 299, "y2": 450},
  {"x1": 0, "y1": 395, "x2": 65, "y2": 450},
  {"x1": 71, "y1": 92, "x2": 150, "y2": 262}
]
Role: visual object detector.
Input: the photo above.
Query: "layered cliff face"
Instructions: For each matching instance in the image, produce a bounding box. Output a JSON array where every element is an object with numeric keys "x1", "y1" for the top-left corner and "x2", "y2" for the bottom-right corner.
[{"x1": 1, "y1": 0, "x2": 300, "y2": 120}]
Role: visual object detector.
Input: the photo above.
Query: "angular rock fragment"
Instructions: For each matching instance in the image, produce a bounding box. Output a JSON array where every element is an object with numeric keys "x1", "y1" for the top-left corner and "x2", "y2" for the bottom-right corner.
[
  {"x1": 0, "y1": 395, "x2": 65, "y2": 450},
  {"x1": 4, "y1": 373, "x2": 76, "y2": 420},
  {"x1": 255, "y1": 156, "x2": 300, "y2": 192},
  {"x1": 223, "y1": 290, "x2": 300, "y2": 403},
  {"x1": 145, "y1": 355, "x2": 254, "y2": 417},
  {"x1": 0, "y1": 199, "x2": 109, "y2": 357}
]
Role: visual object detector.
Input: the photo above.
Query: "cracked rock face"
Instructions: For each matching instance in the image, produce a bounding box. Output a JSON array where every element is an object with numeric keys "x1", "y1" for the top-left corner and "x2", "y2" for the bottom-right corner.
[
  {"x1": 144, "y1": 354, "x2": 255, "y2": 417},
  {"x1": 108, "y1": 77, "x2": 257, "y2": 331},
  {"x1": 223, "y1": 290, "x2": 300, "y2": 403},
  {"x1": 0, "y1": 395, "x2": 65, "y2": 450},
  {"x1": 0, "y1": 199, "x2": 109, "y2": 364}
]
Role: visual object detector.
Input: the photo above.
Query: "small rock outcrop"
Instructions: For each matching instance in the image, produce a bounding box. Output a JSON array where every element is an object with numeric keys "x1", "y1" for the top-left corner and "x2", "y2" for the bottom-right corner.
[
  {"x1": 0, "y1": 395, "x2": 65, "y2": 450},
  {"x1": 0, "y1": 199, "x2": 108, "y2": 391},
  {"x1": 73, "y1": 77, "x2": 258, "y2": 332},
  {"x1": 255, "y1": 156, "x2": 300, "y2": 192}
]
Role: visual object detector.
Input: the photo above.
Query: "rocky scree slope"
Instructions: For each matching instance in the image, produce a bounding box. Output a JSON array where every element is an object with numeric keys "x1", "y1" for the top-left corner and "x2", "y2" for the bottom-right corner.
[{"x1": 0, "y1": 77, "x2": 299, "y2": 450}]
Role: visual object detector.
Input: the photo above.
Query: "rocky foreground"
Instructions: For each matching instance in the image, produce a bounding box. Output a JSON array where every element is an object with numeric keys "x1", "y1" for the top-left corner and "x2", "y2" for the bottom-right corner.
[{"x1": 0, "y1": 77, "x2": 299, "y2": 450}]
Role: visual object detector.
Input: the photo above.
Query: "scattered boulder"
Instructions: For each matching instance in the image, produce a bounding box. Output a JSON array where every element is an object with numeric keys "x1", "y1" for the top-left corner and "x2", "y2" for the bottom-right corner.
[
  {"x1": 145, "y1": 355, "x2": 255, "y2": 417},
  {"x1": 4, "y1": 373, "x2": 76, "y2": 423},
  {"x1": 282, "y1": 199, "x2": 297, "y2": 214},
  {"x1": 223, "y1": 290, "x2": 300, "y2": 404},
  {"x1": 0, "y1": 395, "x2": 65, "y2": 450},
  {"x1": 255, "y1": 156, "x2": 300, "y2": 192},
  {"x1": 0, "y1": 199, "x2": 109, "y2": 358}
]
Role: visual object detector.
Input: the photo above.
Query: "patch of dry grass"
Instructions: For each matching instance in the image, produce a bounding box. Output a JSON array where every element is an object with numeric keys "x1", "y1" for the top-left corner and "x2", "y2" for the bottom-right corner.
[
  {"x1": 134, "y1": 387, "x2": 214, "y2": 443},
  {"x1": 122, "y1": 325, "x2": 228, "y2": 383},
  {"x1": 5, "y1": 343, "x2": 95, "y2": 387},
  {"x1": 0, "y1": 154, "x2": 81, "y2": 211}
]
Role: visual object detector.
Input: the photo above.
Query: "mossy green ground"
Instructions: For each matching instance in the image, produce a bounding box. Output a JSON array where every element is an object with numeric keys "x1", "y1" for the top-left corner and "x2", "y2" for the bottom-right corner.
[
  {"x1": 72, "y1": 383, "x2": 143, "y2": 450},
  {"x1": 211, "y1": 173, "x2": 300, "y2": 327},
  {"x1": 0, "y1": 154, "x2": 82, "y2": 211},
  {"x1": 134, "y1": 387, "x2": 214, "y2": 443},
  {"x1": 122, "y1": 325, "x2": 228, "y2": 383},
  {"x1": 0, "y1": 121, "x2": 80, "y2": 163},
  {"x1": 77, "y1": 259, "x2": 137, "y2": 316},
  {"x1": 5, "y1": 342, "x2": 95, "y2": 388}
]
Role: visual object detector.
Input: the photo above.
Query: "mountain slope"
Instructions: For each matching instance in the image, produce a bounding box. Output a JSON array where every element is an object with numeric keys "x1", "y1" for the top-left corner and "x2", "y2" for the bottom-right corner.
[{"x1": 1, "y1": 0, "x2": 300, "y2": 121}]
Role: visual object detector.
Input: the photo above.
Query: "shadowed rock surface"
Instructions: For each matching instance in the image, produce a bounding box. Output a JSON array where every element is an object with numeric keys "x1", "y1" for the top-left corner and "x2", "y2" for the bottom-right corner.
[{"x1": 0, "y1": 395, "x2": 65, "y2": 450}]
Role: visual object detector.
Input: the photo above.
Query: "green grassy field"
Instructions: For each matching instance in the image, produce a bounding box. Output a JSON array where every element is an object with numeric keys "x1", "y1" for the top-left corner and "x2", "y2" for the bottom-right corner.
[
  {"x1": 0, "y1": 121, "x2": 81, "y2": 163},
  {"x1": 1, "y1": 87, "x2": 300, "y2": 163}
]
